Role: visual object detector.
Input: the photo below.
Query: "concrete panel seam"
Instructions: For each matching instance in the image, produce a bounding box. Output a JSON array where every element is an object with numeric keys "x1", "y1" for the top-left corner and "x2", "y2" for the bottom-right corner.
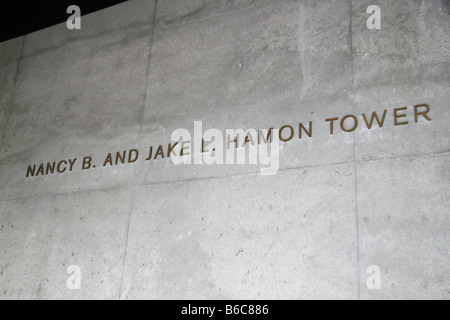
[
  {"x1": 157, "y1": 0, "x2": 275, "y2": 29},
  {"x1": 349, "y1": 0, "x2": 354, "y2": 89},
  {"x1": 137, "y1": 0, "x2": 159, "y2": 139},
  {"x1": 3, "y1": 151, "x2": 449, "y2": 203},
  {"x1": 117, "y1": 185, "x2": 136, "y2": 300},
  {"x1": 356, "y1": 150, "x2": 450, "y2": 165},
  {"x1": 0, "y1": 36, "x2": 25, "y2": 155},
  {"x1": 21, "y1": 21, "x2": 152, "y2": 60},
  {"x1": 353, "y1": 144, "x2": 361, "y2": 300},
  {"x1": 2, "y1": 184, "x2": 132, "y2": 204},
  {"x1": 119, "y1": 0, "x2": 158, "y2": 300}
]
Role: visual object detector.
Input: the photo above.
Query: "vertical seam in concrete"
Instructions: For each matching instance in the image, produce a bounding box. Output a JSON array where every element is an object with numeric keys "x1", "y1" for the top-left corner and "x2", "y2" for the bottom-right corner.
[
  {"x1": 350, "y1": 0, "x2": 360, "y2": 299},
  {"x1": 354, "y1": 158, "x2": 361, "y2": 300},
  {"x1": 118, "y1": 0, "x2": 159, "y2": 300},
  {"x1": 352, "y1": 131, "x2": 361, "y2": 299},
  {"x1": 118, "y1": 187, "x2": 135, "y2": 300},
  {"x1": 137, "y1": 0, "x2": 159, "y2": 135},
  {"x1": 0, "y1": 35, "x2": 26, "y2": 153},
  {"x1": 349, "y1": 0, "x2": 354, "y2": 90}
]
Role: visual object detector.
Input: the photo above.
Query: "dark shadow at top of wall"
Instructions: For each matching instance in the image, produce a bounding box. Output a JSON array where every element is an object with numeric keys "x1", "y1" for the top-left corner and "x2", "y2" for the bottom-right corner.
[{"x1": 0, "y1": 0, "x2": 128, "y2": 42}]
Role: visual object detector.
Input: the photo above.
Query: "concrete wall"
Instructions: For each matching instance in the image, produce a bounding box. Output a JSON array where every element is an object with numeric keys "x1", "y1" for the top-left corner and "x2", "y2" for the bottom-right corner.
[{"x1": 0, "y1": 0, "x2": 449, "y2": 299}]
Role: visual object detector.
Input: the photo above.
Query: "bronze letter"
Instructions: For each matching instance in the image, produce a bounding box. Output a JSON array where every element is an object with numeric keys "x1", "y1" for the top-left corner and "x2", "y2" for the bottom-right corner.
[
  {"x1": 26, "y1": 165, "x2": 36, "y2": 178},
  {"x1": 414, "y1": 104, "x2": 432, "y2": 123},
  {"x1": 340, "y1": 115, "x2": 358, "y2": 132},
  {"x1": 154, "y1": 145, "x2": 165, "y2": 160},
  {"x1": 362, "y1": 110, "x2": 387, "y2": 129},
  {"x1": 57, "y1": 161, "x2": 67, "y2": 173},
  {"x1": 116, "y1": 151, "x2": 126, "y2": 165},
  {"x1": 326, "y1": 118, "x2": 339, "y2": 135},
  {"x1": 167, "y1": 143, "x2": 178, "y2": 157},
  {"x1": 46, "y1": 162, "x2": 56, "y2": 175},
  {"x1": 82, "y1": 157, "x2": 92, "y2": 170},
  {"x1": 242, "y1": 132, "x2": 255, "y2": 147},
  {"x1": 180, "y1": 141, "x2": 191, "y2": 156},
  {"x1": 103, "y1": 153, "x2": 113, "y2": 167},
  {"x1": 36, "y1": 164, "x2": 44, "y2": 176},
  {"x1": 227, "y1": 134, "x2": 239, "y2": 150},
  {"x1": 258, "y1": 128, "x2": 273, "y2": 145},
  {"x1": 201, "y1": 139, "x2": 209, "y2": 153},
  {"x1": 394, "y1": 107, "x2": 409, "y2": 126},
  {"x1": 299, "y1": 122, "x2": 312, "y2": 139},
  {"x1": 69, "y1": 158, "x2": 77, "y2": 171},
  {"x1": 145, "y1": 147, "x2": 153, "y2": 161},
  {"x1": 128, "y1": 149, "x2": 139, "y2": 163},
  {"x1": 279, "y1": 125, "x2": 294, "y2": 142}
]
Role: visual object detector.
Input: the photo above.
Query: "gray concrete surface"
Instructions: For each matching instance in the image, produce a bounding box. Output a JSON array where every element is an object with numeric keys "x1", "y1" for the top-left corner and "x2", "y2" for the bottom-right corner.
[{"x1": 0, "y1": 0, "x2": 449, "y2": 299}]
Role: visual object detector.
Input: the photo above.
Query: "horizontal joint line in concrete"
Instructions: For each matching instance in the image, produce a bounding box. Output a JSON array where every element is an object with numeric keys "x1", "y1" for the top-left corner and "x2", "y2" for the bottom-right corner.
[
  {"x1": 2, "y1": 150, "x2": 449, "y2": 203},
  {"x1": 156, "y1": 1, "x2": 276, "y2": 29},
  {"x1": 21, "y1": 22, "x2": 152, "y2": 60}
]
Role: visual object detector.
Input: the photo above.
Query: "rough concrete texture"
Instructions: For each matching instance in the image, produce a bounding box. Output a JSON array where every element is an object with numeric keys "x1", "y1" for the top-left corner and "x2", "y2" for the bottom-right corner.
[{"x1": 0, "y1": 0, "x2": 449, "y2": 299}]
